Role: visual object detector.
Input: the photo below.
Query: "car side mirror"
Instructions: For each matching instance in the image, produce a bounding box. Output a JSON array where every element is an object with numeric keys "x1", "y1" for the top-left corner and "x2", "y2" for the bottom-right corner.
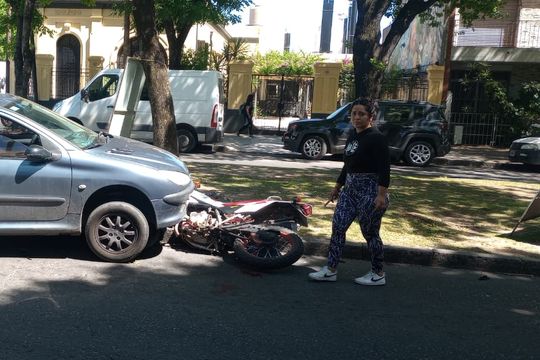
[
  {"x1": 25, "y1": 145, "x2": 53, "y2": 163},
  {"x1": 81, "y1": 89, "x2": 89, "y2": 103}
]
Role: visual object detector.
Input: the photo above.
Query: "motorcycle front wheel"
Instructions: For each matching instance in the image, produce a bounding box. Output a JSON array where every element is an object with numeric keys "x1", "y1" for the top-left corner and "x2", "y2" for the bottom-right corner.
[{"x1": 233, "y1": 225, "x2": 304, "y2": 270}]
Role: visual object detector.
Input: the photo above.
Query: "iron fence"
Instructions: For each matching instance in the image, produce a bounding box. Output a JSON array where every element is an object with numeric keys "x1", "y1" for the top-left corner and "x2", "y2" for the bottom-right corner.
[
  {"x1": 381, "y1": 73, "x2": 428, "y2": 102},
  {"x1": 251, "y1": 74, "x2": 314, "y2": 131},
  {"x1": 51, "y1": 68, "x2": 92, "y2": 99},
  {"x1": 449, "y1": 112, "x2": 515, "y2": 146}
]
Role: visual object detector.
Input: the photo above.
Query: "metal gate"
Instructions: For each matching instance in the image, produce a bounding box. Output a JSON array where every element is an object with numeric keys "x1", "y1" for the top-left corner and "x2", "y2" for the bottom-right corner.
[
  {"x1": 449, "y1": 112, "x2": 514, "y2": 146},
  {"x1": 251, "y1": 74, "x2": 314, "y2": 131},
  {"x1": 381, "y1": 71, "x2": 429, "y2": 102},
  {"x1": 448, "y1": 71, "x2": 514, "y2": 146},
  {"x1": 55, "y1": 34, "x2": 81, "y2": 99}
]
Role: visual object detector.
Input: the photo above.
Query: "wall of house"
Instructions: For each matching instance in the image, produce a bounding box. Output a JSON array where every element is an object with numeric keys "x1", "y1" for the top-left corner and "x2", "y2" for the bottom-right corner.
[
  {"x1": 37, "y1": 8, "x2": 124, "y2": 70},
  {"x1": 37, "y1": 7, "x2": 228, "y2": 73},
  {"x1": 386, "y1": 11, "x2": 445, "y2": 71}
]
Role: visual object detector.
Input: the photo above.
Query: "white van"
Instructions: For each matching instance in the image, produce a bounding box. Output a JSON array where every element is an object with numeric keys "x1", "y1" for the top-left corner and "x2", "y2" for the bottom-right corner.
[{"x1": 52, "y1": 68, "x2": 224, "y2": 152}]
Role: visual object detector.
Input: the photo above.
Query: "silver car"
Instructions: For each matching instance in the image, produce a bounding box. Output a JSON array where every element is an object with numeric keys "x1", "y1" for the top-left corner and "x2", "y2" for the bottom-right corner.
[{"x1": 0, "y1": 94, "x2": 194, "y2": 262}]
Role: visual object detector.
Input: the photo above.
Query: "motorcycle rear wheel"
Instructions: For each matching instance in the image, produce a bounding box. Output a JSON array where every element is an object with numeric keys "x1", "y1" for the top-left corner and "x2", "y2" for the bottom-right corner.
[{"x1": 233, "y1": 225, "x2": 304, "y2": 270}]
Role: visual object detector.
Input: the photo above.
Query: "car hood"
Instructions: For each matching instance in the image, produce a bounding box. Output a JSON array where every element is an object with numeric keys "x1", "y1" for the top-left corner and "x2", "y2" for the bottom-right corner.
[
  {"x1": 289, "y1": 117, "x2": 326, "y2": 126},
  {"x1": 86, "y1": 136, "x2": 190, "y2": 174},
  {"x1": 513, "y1": 137, "x2": 540, "y2": 145}
]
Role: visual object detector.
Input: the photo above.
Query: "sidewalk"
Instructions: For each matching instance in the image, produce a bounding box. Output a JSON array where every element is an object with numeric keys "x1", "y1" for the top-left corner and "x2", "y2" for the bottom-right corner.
[{"x1": 213, "y1": 133, "x2": 540, "y2": 276}]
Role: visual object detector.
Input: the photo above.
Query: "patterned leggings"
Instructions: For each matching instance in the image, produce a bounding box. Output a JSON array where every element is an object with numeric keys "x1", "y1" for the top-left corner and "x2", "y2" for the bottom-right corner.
[{"x1": 327, "y1": 173, "x2": 388, "y2": 273}]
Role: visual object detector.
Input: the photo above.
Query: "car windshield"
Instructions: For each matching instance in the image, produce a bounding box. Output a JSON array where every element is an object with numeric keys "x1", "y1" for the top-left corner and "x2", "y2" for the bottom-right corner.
[
  {"x1": 0, "y1": 96, "x2": 99, "y2": 149},
  {"x1": 326, "y1": 103, "x2": 351, "y2": 120}
]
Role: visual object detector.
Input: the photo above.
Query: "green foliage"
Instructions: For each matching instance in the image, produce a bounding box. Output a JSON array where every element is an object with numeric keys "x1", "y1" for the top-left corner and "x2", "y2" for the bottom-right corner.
[
  {"x1": 209, "y1": 38, "x2": 250, "y2": 72},
  {"x1": 0, "y1": 0, "x2": 10, "y2": 59},
  {"x1": 463, "y1": 63, "x2": 540, "y2": 138},
  {"x1": 154, "y1": 0, "x2": 252, "y2": 31},
  {"x1": 180, "y1": 46, "x2": 210, "y2": 70},
  {"x1": 0, "y1": 0, "x2": 58, "y2": 59},
  {"x1": 385, "y1": 0, "x2": 505, "y2": 27},
  {"x1": 339, "y1": 58, "x2": 355, "y2": 101},
  {"x1": 251, "y1": 50, "x2": 323, "y2": 76}
]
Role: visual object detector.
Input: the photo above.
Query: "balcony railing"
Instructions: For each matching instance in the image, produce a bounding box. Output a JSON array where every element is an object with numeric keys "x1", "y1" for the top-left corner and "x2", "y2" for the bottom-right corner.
[{"x1": 453, "y1": 20, "x2": 540, "y2": 48}]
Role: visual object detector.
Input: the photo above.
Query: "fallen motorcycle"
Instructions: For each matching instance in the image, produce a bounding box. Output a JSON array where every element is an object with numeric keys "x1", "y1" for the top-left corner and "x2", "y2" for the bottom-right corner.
[{"x1": 172, "y1": 190, "x2": 312, "y2": 270}]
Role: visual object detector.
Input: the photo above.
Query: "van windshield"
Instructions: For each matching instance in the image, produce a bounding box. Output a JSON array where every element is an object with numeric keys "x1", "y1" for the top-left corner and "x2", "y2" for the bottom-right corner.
[{"x1": 1, "y1": 96, "x2": 99, "y2": 149}]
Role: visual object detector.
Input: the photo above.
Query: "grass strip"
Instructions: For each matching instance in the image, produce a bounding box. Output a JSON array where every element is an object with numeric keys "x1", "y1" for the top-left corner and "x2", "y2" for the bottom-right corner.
[{"x1": 188, "y1": 162, "x2": 540, "y2": 259}]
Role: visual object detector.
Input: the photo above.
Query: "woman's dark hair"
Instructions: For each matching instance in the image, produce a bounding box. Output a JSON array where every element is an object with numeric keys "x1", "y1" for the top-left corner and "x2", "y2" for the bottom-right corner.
[
  {"x1": 246, "y1": 93, "x2": 255, "y2": 104},
  {"x1": 351, "y1": 97, "x2": 378, "y2": 117}
]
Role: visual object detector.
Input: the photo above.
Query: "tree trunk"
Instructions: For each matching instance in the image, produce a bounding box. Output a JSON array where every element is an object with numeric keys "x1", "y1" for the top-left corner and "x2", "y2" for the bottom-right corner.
[
  {"x1": 10, "y1": 0, "x2": 36, "y2": 98},
  {"x1": 165, "y1": 20, "x2": 192, "y2": 70},
  {"x1": 353, "y1": 0, "x2": 387, "y2": 99},
  {"x1": 31, "y1": 36, "x2": 38, "y2": 101},
  {"x1": 122, "y1": 9, "x2": 131, "y2": 68},
  {"x1": 353, "y1": 0, "x2": 439, "y2": 99},
  {"x1": 132, "y1": 0, "x2": 178, "y2": 154}
]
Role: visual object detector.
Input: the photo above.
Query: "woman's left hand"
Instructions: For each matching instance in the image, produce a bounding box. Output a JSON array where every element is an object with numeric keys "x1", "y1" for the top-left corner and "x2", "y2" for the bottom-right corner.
[{"x1": 374, "y1": 194, "x2": 387, "y2": 210}]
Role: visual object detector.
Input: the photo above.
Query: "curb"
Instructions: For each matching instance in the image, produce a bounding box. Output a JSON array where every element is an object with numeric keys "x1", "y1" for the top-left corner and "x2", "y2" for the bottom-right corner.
[{"x1": 303, "y1": 241, "x2": 540, "y2": 276}]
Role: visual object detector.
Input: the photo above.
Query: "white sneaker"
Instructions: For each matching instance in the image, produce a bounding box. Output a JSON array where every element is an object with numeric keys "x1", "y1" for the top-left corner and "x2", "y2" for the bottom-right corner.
[
  {"x1": 354, "y1": 271, "x2": 386, "y2": 286},
  {"x1": 308, "y1": 266, "x2": 337, "y2": 282}
]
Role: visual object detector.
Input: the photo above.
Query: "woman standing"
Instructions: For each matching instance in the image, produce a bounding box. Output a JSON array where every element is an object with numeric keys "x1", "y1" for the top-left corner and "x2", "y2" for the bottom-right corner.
[{"x1": 309, "y1": 98, "x2": 390, "y2": 285}]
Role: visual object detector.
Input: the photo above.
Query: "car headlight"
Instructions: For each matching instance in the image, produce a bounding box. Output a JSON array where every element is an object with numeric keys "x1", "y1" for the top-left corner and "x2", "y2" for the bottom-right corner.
[
  {"x1": 159, "y1": 170, "x2": 192, "y2": 187},
  {"x1": 521, "y1": 144, "x2": 539, "y2": 150}
]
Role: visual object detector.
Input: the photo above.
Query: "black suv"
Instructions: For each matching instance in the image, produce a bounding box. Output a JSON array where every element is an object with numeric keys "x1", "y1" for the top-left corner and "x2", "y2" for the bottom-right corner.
[{"x1": 282, "y1": 100, "x2": 451, "y2": 166}]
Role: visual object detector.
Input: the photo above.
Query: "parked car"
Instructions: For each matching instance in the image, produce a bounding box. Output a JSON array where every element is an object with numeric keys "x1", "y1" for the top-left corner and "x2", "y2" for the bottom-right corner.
[
  {"x1": 0, "y1": 94, "x2": 194, "y2": 262},
  {"x1": 508, "y1": 137, "x2": 540, "y2": 165},
  {"x1": 282, "y1": 100, "x2": 451, "y2": 166}
]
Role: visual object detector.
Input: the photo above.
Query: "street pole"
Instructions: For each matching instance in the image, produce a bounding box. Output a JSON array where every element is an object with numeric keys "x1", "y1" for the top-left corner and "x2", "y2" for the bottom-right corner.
[{"x1": 278, "y1": 74, "x2": 284, "y2": 131}]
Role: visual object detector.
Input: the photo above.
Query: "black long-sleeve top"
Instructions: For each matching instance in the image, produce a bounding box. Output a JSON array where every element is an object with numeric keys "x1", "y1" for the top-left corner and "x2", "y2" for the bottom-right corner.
[{"x1": 336, "y1": 127, "x2": 391, "y2": 188}]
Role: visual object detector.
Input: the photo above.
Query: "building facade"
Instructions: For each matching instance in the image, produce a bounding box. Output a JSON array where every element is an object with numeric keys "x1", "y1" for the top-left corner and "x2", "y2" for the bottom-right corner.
[{"x1": 30, "y1": 1, "x2": 230, "y2": 102}]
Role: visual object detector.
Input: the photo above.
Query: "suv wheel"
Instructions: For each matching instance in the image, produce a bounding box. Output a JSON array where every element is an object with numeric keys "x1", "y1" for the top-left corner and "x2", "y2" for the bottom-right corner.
[
  {"x1": 85, "y1": 201, "x2": 149, "y2": 262},
  {"x1": 404, "y1": 141, "x2": 434, "y2": 167},
  {"x1": 301, "y1": 136, "x2": 327, "y2": 160}
]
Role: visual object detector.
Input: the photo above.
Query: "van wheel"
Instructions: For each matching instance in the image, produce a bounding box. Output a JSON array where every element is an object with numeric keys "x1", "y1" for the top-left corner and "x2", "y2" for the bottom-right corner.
[
  {"x1": 85, "y1": 201, "x2": 149, "y2": 262},
  {"x1": 301, "y1": 136, "x2": 327, "y2": 160},
  {"x1": 404, "y1": 141, "x2": 434, "y2": 167},
  {"x1": 177, "y1": 129, "x2": 197, "y2": 153}
]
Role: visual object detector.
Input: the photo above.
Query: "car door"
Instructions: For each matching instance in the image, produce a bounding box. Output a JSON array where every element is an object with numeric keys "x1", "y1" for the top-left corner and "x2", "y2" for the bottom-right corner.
[
  {"x1": 0, "y1": 116, "x2": 72, "y2": 222},
  {"x1": 79, "y1": 73, "x2": 120, "y2": 131},
  {"x1": 330, "y1": 103, "x2": 353, "y2": 151},
  {"x1": 375, "y1": 103, "x2": 413, "y2": 149}
]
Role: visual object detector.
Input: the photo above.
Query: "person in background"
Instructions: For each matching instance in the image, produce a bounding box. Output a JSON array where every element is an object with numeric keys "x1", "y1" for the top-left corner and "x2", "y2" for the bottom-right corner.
[
  {"x1": 237, "y1": 93, "x2": 255, "y2": 137},
  {"x1": 308, "y1": 97, "x2": 391, "y2": 286}
]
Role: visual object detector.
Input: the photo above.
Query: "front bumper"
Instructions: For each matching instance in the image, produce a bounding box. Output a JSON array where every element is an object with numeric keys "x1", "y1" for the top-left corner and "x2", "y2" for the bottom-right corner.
[
  {"x1": 508, "y1": 149, "x2": 540, "y2": 165},
  {"x1": 153, "y1": 181, "x2": 195, "y2": 228},
  {"x1": 282, "y1": 132, "x2": 302, "y2": 152}
]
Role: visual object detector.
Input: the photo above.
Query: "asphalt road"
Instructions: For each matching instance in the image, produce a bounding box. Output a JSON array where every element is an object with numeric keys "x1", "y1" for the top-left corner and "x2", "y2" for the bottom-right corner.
[
  {"x1": 180, "y1": 149, "x2": 540, "y2": 183},
  {"x1": 0, "y1": 235, "x2": 538, "y2": 360}
]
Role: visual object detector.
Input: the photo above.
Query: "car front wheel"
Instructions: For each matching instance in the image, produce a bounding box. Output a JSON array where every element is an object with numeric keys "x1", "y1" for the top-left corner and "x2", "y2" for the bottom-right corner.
[
  {"x1": 404, "y1": 141, "x2": 434, "y2": 167},
  {"x1": 300, "y1": 136, "x2": 327, "y2": 160},
  {"x1": 85, "y1": 201, "x2": 149, "y2": 262}
]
